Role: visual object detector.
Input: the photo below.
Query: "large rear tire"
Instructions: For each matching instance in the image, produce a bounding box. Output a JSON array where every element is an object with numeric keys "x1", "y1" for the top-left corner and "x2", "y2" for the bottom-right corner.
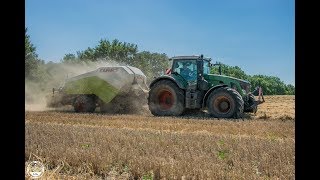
[
  {"x1": 148, "y1": 80, "x2": 185, "y2": 116},
  {"x1": 73, "y1": 95, "x2": 96, "y2": 113},
  {"x1": 206, "y1": 87, "x2": 244, "y2": 118}
]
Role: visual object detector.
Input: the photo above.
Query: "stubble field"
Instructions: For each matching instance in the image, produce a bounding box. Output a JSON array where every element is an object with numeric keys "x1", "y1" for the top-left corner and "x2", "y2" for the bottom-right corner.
[{"x1": 25, "y1": 95, "x2": 295, "y2": 179}]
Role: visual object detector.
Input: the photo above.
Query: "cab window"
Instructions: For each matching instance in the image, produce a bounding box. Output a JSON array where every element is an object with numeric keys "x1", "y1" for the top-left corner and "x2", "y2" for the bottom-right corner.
[{"x1": 203, "y1": 61, "x2": 210, "y2": 75}]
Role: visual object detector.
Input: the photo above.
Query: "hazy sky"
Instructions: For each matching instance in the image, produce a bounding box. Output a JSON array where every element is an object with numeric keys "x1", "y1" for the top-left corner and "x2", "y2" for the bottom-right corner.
[{"x1": 25, "y1": 0, "x2": 294, "y2": 85}]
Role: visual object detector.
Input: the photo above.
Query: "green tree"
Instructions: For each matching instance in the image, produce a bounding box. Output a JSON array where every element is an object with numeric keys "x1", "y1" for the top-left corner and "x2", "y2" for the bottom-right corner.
[
  {"x1": 69, "y1": 39, "x2": 139, "y2": 64},
  {"x1": 248, "y1": 75, "x2": 289, "y2": 95},
  {"x1": 285, "y1": 84, "x2": 295, "y2": 95},
  {"x1": 25, "y1": 28, "x2": 49, "y2": 82},
  {"x1": 62, "y1": 53, "x2": 77, "y2": 64},
  {"x1": 133, "y1": 51, "x2": 169, "y2": 83},
  {"x1": 25, "y1": 28, "x2": 39, "y2": 79}
]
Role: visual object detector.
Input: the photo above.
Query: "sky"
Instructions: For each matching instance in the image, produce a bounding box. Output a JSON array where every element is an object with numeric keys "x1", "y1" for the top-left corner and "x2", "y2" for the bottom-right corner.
[{"x1": 25, "y1": 0, "x2": 295, "y2": 85}]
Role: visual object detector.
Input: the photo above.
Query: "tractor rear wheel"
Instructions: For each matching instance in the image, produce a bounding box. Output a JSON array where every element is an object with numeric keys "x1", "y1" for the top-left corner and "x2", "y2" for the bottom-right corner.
[
  {"x1": 206, "y1": 87, "x2": 244, "y2": 118},
  {"x1": 148, "y1": 80, "x2": 185, "y2": 116},
  {"x1": 73, "y1": 95, "x2": 96, "y2": 113}
]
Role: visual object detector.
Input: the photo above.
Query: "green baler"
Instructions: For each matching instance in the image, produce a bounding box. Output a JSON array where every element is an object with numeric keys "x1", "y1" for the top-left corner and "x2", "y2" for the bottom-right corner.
[{"x1": 46, "y1": 66, "x2": 149, "y2": 113}]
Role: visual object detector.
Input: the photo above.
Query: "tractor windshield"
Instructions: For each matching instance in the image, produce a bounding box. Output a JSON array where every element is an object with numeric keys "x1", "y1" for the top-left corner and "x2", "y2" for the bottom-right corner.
[{"x1": 172, "y1": 60, "x2": 197, "y2": 82}]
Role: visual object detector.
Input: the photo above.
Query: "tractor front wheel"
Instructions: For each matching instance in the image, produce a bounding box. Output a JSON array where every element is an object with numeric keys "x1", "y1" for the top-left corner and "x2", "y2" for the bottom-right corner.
[
  {"x1": 244, "y1": 93, "x2": 258, "y2": 113},
  {"x1": 206, "y1": 87, "x2": 244, "y2": 118}
]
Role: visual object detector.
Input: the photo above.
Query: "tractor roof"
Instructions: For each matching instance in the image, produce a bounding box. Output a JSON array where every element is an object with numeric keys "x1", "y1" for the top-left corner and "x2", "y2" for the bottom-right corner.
[{"x1": 169, "y1": 55, "x2": 211, "y2": 61}]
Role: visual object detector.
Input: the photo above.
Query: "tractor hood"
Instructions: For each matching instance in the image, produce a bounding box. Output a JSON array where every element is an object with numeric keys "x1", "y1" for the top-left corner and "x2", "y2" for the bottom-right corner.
[
  {"x1": 204, "y1": 74, "x2": 251, "y2": 94},
  {"x1": 210, "y1": 74, "x2": 251, "y2": 85},
  {"x1": 204, "y1": 74, "x2": 251, "y2": 95}
]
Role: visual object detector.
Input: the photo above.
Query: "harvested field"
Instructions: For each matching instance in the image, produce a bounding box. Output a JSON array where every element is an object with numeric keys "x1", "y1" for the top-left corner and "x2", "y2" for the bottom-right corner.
[{"x1": 25, "y1": 95, "x2": 295, "y2": 179}]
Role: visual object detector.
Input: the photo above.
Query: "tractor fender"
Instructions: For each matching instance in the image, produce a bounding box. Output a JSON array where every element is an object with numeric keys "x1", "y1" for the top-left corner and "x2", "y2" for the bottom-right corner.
[
  {"x1": 202, "y1": 84, "x2": 228, "y2": 108},
  {"x1": 149, "y1": 75, "x2": 185, "y2": 89}
]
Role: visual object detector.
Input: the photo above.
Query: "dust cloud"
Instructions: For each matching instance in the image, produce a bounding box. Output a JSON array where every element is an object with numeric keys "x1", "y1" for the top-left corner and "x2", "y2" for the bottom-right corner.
[{"x1": 25, "y1": 60, "x2": 122, "y2": 111}]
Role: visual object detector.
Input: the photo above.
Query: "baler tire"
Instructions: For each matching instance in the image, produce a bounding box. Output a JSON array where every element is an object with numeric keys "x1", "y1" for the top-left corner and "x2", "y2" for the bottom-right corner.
[{"x1": 73, "y1": 95, "x2": 96, "y2": 113}]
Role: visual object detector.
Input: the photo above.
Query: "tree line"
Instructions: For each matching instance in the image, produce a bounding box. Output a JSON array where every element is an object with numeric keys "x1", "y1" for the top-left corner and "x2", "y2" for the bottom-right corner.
[{"x1": 25, "y1": 28, "x2": 294, "y2": 95}]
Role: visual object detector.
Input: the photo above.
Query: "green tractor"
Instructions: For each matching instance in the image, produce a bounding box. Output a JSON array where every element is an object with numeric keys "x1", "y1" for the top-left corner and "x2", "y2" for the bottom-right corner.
[{"x1": 148, "y1": 55, "x2": 264, "y2": 118}]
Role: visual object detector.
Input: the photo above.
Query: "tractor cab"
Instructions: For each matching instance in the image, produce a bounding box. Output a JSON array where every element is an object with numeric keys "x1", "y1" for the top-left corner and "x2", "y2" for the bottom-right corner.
[{"x1": 169, "y1": 55, "x2": 212, "y2": 90}]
